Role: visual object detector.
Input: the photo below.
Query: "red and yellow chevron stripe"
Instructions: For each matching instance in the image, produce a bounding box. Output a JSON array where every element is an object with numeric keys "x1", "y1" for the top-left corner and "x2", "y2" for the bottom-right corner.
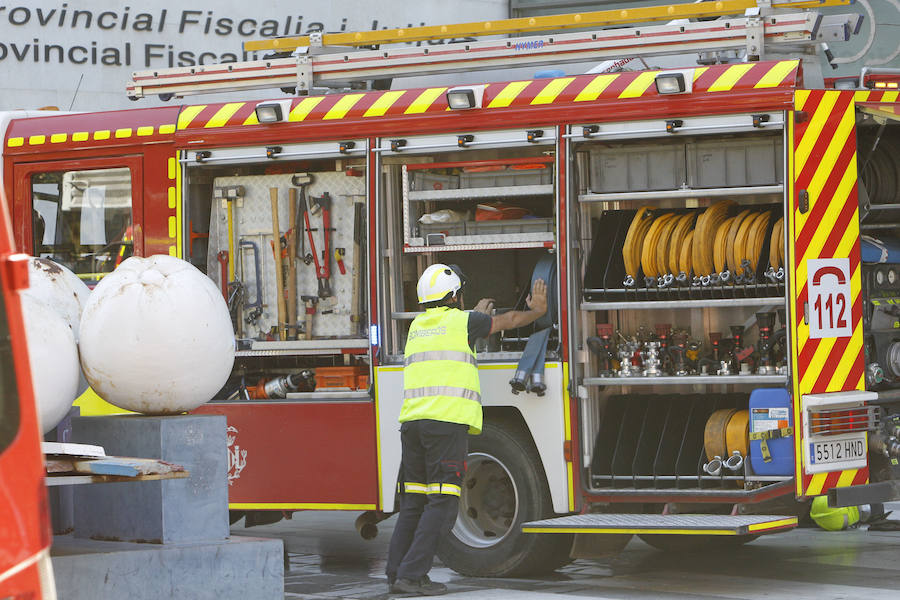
[
  {"x1": 788, "y1": 89, "x2": 873, "y2": 498},
  {"x1": 173, "y1": 60, "x2": 799, "y2": 130},
  {"x1": 5, "y1": 60, "x2": 799, "y2": 148}
]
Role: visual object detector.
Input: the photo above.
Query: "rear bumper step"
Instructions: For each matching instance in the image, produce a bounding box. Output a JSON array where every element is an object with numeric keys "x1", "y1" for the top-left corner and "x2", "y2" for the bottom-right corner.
[{"x1": 522, "y1": 514, "x2": 797, "y2": 536}]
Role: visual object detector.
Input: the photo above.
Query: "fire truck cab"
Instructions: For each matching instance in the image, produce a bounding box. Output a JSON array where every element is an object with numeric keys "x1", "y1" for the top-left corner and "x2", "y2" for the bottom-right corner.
[{"x1": 4, "y1": 0, "x2": 900, "y2": 578}]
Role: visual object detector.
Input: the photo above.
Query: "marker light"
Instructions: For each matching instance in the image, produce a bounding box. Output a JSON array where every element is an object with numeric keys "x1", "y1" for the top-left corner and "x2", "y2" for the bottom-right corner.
[
  {"x1": 254, "y1": 99, "x2": 292, "y2": 123},
  {"x1": 833, "y1": 77, "x2": 859, "y2": 90},
  {"x1": 655, "y1": 72, "x2": 687, "y2": 95},
  {"x1": 446, "y1": 85, "x2": 486, "y2": 110}
]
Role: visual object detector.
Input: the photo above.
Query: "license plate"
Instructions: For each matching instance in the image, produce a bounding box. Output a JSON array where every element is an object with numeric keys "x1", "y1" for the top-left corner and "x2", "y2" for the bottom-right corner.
[{"x1": 808, "y1": 436, "x2": 866, "y2": 466}]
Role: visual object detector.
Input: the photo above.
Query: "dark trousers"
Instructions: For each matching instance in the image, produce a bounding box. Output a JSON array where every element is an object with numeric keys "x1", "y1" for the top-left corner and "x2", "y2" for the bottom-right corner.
[{"x1": 386, "y1": 419, "x2": 468, "y2": 582}]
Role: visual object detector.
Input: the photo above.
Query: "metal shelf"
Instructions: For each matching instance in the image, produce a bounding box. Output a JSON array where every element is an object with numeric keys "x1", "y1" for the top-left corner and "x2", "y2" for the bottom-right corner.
[
  {"x1": 409, "y1": 184, "x2": 553, "y2": 201},
  {"x1": 383, "y1": 352, "x2": 533, "y2": 364},
  {"x1": 581, "y1": 296, "x2": 784, "y2": 310},
  {"x1": 392, "y1": 311, "x2": 423, "y2": 320},
  {"x1": 578, "y1": 184, "x2": 783, "y2": 203},
  {"x1": 585, "y1": 481, "x2": 790, "y2": 497},
  {"x1": 404, "y1": 238, "x2": 554, "y2": 253},
  {"x1": 584, "y1": 374, "x2": 787, "y2": 386},
  {"x1": 284, "y1": 390, "x2": 370, "y2": 401},
  {"x1": 237, "y1": 338, "x2": 369, "y2": 357}
]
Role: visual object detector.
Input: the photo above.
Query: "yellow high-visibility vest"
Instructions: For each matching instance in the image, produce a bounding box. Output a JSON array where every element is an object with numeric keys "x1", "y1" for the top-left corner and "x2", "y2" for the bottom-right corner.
[{"x1": 400, "y1": 306, "x2": 482, "y2": 434}]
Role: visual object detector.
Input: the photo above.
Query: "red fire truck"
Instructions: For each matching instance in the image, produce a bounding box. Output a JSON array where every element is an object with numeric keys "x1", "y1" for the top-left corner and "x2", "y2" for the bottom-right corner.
[
  {"x1": 4, "y1": 0, "x2": 900, "y2": 577},
  {"x1": 0, "y1": 185, "x2": 55, "y2": 597}
]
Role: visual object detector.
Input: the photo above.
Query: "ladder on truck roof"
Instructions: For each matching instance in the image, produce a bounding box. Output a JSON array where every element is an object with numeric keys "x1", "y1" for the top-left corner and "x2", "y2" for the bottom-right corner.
[{"x1": 126, "y1": 0, "x2": 861, "y2": 100}]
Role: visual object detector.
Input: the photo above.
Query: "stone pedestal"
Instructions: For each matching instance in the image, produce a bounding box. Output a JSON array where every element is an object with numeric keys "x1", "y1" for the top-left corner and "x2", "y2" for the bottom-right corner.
[
  {"x1": 51, "y1": 535, "x2": 283, "y2": 600},
  {"x1": 45, "y1": 407, "x2": 79, "y2": 535},
  {"x1": 54, "y1": 414, "x2": 283, "y2": 599},
  {"x1": 70, "y1": 414, "x2": 228, "y2": 543}
]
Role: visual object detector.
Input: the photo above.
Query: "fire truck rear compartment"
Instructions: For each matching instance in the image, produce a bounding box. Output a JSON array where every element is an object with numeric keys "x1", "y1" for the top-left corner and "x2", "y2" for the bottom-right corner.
[{"x1": 571, "y1": 120, "x2": 793, "y2": 503}]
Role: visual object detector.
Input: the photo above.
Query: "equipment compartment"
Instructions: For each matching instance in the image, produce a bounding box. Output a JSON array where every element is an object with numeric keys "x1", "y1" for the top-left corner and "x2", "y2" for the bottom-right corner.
[
  {"x1": 378, "y1": 130, "x2": 560, "y2": 363},
  {"x1": 572, "y1": 116, "x2": 792, "y2": 497}
]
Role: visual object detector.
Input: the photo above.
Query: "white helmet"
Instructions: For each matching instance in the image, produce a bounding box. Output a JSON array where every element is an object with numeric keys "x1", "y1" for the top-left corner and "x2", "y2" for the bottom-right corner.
[{"x1": 417, "y1": 263, "x2": 462, "y2": 304}]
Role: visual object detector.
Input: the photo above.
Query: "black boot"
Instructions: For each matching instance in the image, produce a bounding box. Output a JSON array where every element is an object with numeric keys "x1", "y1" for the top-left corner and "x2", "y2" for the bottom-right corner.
[{"x1": 390, "y1": 575, "x2": 448, "y2": 596}]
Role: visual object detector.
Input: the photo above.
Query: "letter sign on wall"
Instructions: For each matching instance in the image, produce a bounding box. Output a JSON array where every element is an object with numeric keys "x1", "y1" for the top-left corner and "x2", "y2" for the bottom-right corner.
[{"x1": 807, "y1": 258, "x2": 852, "y2": 339}]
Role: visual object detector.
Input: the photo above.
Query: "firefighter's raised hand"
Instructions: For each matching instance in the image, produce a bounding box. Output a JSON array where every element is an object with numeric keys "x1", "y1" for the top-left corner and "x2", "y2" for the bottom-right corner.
[
  {"x1": 526, "y1": 279, "x2": 547, "y2": 316},
  {"x1": 473, "y1": 298, "x2": 496, "y2": 315}
]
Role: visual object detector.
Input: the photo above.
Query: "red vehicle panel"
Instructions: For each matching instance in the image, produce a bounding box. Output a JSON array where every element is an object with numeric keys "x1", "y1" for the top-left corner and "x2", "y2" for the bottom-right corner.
[{"x1": 194, "y1": 402, "x2": 379, "y2": 509}]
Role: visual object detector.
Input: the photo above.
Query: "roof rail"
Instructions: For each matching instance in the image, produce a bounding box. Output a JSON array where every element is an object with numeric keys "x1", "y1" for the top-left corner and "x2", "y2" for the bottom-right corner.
[{"x1": 126, "y1": 0, "x2": 860, "y2": 101}]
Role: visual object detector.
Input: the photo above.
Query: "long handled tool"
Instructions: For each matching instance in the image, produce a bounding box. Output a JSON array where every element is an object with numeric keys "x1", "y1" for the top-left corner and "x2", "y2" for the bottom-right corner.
[
  {"x1": 270, "y1": 187, "x2": 287, "y2": 341},
  {"x1": 303, "y1": 191, "x2": 334, "y2": 298},
  {"x1": 291, "y1": 173, "x2": 314, "y2": 263},
  {"x1": 216, "y1": 251, "x2": 229, "y2": 300},
  {"x1": 350, "y1": 201, "x2": 365, "y2": 333},
  {"x1": 287, "y1": 188, "x2": 299, "y2": 340},
  {"x1": 213, "y1": 185, "x2": 245, "y2": 283},
  {"x1": 239, "y1": 239, "x2": 264, "y2": 326}
]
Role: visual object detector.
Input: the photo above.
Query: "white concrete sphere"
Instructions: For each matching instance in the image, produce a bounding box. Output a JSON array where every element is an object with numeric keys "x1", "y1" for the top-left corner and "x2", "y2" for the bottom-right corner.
[
  {"x1": 79, "y1": 255, "x2": 235, "y2": 414},
  {"x1": 23, "y1": 258, "x2": 91, "y2": 396},
  {"x1": 21, "y1": 296, "x2": 80, "y2": 433},
  {"x1": 23, "y1": 258, "x2": 91, "y2": 342}
]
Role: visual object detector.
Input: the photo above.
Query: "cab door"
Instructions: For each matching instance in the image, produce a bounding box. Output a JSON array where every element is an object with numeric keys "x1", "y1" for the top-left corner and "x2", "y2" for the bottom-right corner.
[{"x1": 13, "y1": 155, "x2": 143, "y2": 286}]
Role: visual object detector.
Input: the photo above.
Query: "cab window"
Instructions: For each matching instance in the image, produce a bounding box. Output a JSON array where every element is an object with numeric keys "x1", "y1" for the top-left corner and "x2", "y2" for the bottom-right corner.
[{"x1": 31, "y1": 167, "x2": 133, "y2": 286}]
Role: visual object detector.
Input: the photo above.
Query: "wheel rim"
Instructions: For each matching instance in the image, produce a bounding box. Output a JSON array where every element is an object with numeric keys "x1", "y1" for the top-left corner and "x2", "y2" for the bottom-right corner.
[{"x1": 452, "y1": 451, "x2": 519, "y2": 548}]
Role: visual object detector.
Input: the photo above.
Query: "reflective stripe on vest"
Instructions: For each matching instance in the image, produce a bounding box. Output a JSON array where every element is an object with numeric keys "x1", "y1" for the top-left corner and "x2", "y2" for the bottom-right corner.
[
  {"x1": 405, "y1": 350, "x2": 477, "y2": 367},
  {"x1": 400, "y1": 306, "x2": 482, "y2": 434},
  {"x1": 404, "y1": 386, "x2": 481, "y2": 403}
]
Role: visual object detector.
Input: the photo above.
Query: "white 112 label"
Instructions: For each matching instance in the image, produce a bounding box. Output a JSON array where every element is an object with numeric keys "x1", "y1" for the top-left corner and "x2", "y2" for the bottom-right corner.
[{"x1": 807, "y1": 258, "x2": 852, "y2": 339}]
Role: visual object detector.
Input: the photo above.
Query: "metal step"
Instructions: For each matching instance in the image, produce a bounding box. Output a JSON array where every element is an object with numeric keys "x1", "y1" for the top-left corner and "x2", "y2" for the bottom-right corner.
[{"x1": 522, "y1": 514, "x2": 797, "y2": 536}]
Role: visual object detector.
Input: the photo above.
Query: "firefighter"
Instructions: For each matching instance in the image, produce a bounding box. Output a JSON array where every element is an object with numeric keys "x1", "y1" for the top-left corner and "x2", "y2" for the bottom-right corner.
[{"x1": 386, "y1": 263, "x2": 548, "y2": 595}]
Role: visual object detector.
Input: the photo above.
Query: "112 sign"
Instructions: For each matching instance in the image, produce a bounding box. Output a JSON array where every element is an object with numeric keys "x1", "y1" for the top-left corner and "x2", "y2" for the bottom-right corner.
[{"x1": 807, "y1": 258, "x2": 852, "y2": 339}]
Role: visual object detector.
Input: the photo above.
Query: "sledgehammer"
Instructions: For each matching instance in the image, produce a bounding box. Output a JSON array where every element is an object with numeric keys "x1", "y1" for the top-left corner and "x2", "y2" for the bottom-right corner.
[{"x1": 270, "y1": 187, "x2": 287, "y2": 341}]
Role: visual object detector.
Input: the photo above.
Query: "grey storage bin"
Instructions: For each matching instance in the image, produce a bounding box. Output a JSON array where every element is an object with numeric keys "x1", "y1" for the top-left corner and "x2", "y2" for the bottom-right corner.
[
  {"x1": 418, "y1": 221, "x2": 466, "y2": 237},
  {"x1": 409, "y1": 171, "x2": 459, "y2": 191},
  {"x1": 687, "y1": 136, "x2": 782, "y2": 188},
  {"x1": 466, "y1": 217, "x2": 554, "y2": 235},
  {"x1": 589, "y1": 142, "x2": 686, "y2": 193},
  {"x1": 459, "y1": 167, "x2": 552, "y2": 188}
]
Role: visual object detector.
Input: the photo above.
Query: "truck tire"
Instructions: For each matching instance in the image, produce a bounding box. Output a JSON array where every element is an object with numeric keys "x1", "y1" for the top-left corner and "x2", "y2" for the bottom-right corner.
[
  {"x1": 436, "y1": 421, "x2": 573, "y2": 577},
  {"x1": 638, "y1": 533, "x2": 759, "y2": 552}
]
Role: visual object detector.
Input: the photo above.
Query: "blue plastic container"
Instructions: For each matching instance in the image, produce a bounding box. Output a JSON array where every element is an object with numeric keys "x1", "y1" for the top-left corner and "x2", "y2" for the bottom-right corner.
[{"x1": 749, "y1": 388, "x2": 794, "y2": 476}]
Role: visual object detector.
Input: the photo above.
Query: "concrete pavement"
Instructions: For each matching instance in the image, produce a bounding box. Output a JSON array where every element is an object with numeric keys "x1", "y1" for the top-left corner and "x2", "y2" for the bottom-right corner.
[{"x1": 232, "y1": 505, "x2": 900, "y2": 600}]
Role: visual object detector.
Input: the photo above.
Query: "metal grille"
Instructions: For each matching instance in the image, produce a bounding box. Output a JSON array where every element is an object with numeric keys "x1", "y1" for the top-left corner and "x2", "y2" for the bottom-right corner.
[{"x1": 808, "y1": 406, "x2": 878, "y2": 436}]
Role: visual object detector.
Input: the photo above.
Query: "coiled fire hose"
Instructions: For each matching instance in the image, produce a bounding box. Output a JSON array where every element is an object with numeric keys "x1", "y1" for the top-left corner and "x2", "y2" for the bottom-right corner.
[{"x1": 509, "y1": 254, "x2": 557, "y2": 396}]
